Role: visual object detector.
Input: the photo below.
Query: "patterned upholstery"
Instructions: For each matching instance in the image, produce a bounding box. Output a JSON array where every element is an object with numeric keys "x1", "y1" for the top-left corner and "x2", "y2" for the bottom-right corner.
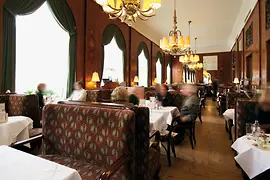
[
  {"x1": 86, "y1": 90, "x2": 100, "y2": 102},
  {"x1": 0, "y1": 94, "x2": 41, "y2": 128},
  {"x1": 39, "y1": 155, "x2": 121, "y2": 180},
  {"x1": 86, "y1": 89, "x2": 113, "y2": 102},
  {"x1": 235, "y1": 99, "x2": 258, "y2": 139},
  {"x1": 42, "y1": 104, "x2": 135, "y2": 180}
]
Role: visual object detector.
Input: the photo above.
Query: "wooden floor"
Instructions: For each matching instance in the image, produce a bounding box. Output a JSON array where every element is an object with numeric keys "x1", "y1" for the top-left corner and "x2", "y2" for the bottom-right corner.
[{"x1": 159, "y1": 99, "x2": 242, "y2": 180}]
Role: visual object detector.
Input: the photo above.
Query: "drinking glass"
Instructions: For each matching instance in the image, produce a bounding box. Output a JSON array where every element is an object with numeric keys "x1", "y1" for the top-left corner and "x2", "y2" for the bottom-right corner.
[{"x1": 246, "y1": 123, "x2": 253, "y2": 139}]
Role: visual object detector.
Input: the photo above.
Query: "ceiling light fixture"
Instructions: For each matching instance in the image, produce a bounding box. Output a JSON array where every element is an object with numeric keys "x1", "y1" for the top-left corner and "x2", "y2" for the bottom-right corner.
[
  {"x1": 95, "y1": 0, "x2": 161, "y2": 26},
  {"x1": 159, "y1": 0, "x2": 190, "y2": 56}
]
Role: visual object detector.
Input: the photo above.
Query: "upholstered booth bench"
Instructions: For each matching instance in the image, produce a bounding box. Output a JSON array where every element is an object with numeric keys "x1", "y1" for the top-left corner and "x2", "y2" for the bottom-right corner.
[
  {"x1": 0, "y1": 94, "x2": 42, "y2": 137},
  {"x1": 58, "y1": 101, "x2": 161, "y2": 180}
]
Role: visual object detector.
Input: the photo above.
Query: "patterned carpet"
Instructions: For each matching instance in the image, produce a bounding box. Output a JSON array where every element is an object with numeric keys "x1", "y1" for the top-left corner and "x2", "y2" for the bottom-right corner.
[{"x1": 159, "y1": 99, "x2": 242, "y2": 180}]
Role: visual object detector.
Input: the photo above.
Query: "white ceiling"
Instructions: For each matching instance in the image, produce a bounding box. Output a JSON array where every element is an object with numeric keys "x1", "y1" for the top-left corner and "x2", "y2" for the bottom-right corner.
[{"x1": 132, "y1": 0, "x2": 257, "y2": 53}]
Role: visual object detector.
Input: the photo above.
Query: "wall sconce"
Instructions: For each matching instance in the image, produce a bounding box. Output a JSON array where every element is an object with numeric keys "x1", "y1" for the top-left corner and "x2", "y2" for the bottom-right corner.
[
  {"x1": 134, "y1": 76, "x2": 139, "y2": 85},
  {"x1": 91, "y1": 72, "x2": 100, "y2": 88}
]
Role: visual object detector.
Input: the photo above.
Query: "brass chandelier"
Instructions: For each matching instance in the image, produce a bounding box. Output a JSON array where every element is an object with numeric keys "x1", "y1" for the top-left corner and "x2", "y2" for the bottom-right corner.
[
  {"x1": 159, "y1": 0, "x2": 190, "y2": 56},
  {"x1": 186, "y1": 38, "x2": 203, "y2": 70},
  {"x1": 95, "y1": 0, "x2": 161, "y2": 26},
  {"x1": 179, "y1": 36, "x2": 200, "y2": 65}
]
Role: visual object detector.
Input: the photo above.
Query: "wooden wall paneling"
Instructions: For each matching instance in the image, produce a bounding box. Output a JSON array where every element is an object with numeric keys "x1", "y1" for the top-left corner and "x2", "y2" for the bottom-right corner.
[
  {"x1": 66, "y1": 0, "x2": 86, "y2": 83},
  {"x1": 260, "y1": 0, "x2": 270, "y2": 84},
  {"x1": 85, "y1": 0, "x2": 130, "y2": 88},
  {"x1": 194, "y1": 52, "x2": 232, "y2": 84},
  {"x1": 237, "y1": 31, "x2": 244, "y2": 79},
  {"x1": 232, "y1": 42, "x2": 238, "y2": 80},
  {"x1": 130, "y1": 28, "x2": 151, "y2": 86},
  {"x1": 243, "y1": 3, "x2": 260, "y2": 84},
  {"x1": 172, "y1": 56, "x2": 183, "y2": 83}
]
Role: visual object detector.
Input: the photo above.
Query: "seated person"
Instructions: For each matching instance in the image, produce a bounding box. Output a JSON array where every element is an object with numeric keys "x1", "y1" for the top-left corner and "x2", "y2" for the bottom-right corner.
[
  {"x1": 128, "y1": 87, "x2": 139, "y2": 105},
  {"x1": 111, "y1": 86, "x2": 129, "y2": 103},
  {"x1": 156, "y1": 84, "x2": 174, "y2": 106},
  {"x1": 35, "y1": 83, "x2": 46, "y2": 109},
  {"x1": 256, "y1": 89, "x2": 270, "y2": 128},
  {"x1": 67, "y1": 81, "x2": 87, "y2": 101},
  {"x1": 179, "y1": 84, "x2": 200, "y2": 122}
]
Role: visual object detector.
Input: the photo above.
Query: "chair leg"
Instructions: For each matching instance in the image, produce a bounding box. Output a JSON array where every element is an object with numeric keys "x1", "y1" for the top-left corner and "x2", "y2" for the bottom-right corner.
[
  {"x1": 193, "y1": 126, "x2": 196, "y2": 145},
  {"x1": 199, "y1": 113, "x2": 202, "y2": 124},
  {"x1": 167, "y1": 137, "x2": 172, "y2": 166},
  {"x1": 188, "y1": 128, "x2": 194, "y2": 149},
  {"x1": 171, "y1": 137, "x2": 176, "y2": 158},
  {"x1": 161, "y1": 142, "x2": 171, "y2": 167}
]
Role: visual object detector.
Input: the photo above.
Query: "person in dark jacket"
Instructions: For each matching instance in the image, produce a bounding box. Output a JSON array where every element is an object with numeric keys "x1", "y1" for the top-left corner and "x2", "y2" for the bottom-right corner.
[
  {"x1": 35, "y1": 83, "x2": 46, "y2": 109},
  {"x1": 156, "y1": 84, "x2": 174, "y2": 106}
]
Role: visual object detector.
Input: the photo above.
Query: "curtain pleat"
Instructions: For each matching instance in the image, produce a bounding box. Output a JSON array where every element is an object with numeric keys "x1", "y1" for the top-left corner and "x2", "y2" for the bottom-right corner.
[
  {"x1": 156, "y1": 51, "x2": 163, "y2": 63},
  {"x1": 1, "y1": 0, "x2": 46, "y2": 92},
  {"x1": 47, "y1": 0, "x2": 77, "y2": 97},
  {"x1": 102, "y1": 24, "x2": 126, "y2": 82}
]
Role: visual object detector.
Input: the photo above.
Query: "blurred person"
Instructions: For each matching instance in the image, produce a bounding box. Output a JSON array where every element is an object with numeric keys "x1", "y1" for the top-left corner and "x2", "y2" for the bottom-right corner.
[
  {"x1": 128, "y1": 87, "x2": 139, "y2": 105},
  {"x1": 212, "y1": 79, "x2": 218, "y2": 101},
  {"x1": 256, "y1": 88, "x2": 270, "y2": 126},
  {"x1": 67, "y1": 81, "x2": 87, "y2": 101},
  {"x1": 111, "y1": 86, "x2": 129, "y2": 103},
  {"x1": 156, "y1": 84, "x2": 174, "y2": 106},
  {"x1": 35, "y1": 83, "x2": 47, "y2": 109},
  {"x1": 155, "y1": 84, "x2": 161, "y2": 94},
  {"x1": 168, "y1": 85, "x2": 176, "y2": 92},
  {"x1": 180, "y1": 84, "x2": 200, "y2": 122}
]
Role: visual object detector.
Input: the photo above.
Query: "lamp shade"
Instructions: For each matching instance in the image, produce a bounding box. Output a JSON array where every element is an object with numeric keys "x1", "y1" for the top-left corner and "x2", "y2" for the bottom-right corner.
[
  {"x1": 233, "y1": 78, "x2": 239, "y2": 84},
  {"x1": 134, "y1": 76, "x2": 139, "y2": 83},
  {"x1": 92, "y1": 72, "x2": 100, "y2": 82},
  {"x1": 178, "y1": 36, "x2": 184, "y2": 46},
  {"x1": 150, "y1": 0, "x2": 161, "y2": 9},
  {"x1": 96, "y1": 0, "x2": 108, "y2": 6},
  {"x1": 163, "y1": 37, "x2": 169, "y2": 46},
  {"x1": 169, "y1": 36, "x2": 176, "y2": 46},
  {"x1": 154, "y1": 78, "x2": 158, "y2": 84}
]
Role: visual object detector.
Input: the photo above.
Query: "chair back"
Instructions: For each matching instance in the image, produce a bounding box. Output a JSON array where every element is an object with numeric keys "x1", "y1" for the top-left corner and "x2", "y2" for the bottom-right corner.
[
  {"x1": 43, "y1": 104, "x2": 135, "y2": 173},
  {"x1": 0, "y1": 94, "x2": 40, "y2": 128},
  {"x1": 56, "y1": 101, "x2": 152, "y2": 180}
]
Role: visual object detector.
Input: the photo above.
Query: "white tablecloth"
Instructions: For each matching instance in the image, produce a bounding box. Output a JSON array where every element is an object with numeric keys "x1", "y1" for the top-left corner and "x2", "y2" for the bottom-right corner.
[
  {"x1": 223, "y1": 109, "x2": 235, "y2": 124},
  {"x1": 151, "y1": 106, "x2": 180, "y2": 125},
  {"x1": 0, "y1": 116, "x2": 33, "y2": 146},
  {"x1": 0, "y1": 146, "x2": 82, "y2": 180},
  {"x1": 150, "y1": 113, "x2": 166, "y2": 132},
  {"x1": 232, "y1": 135, "x2": 270, "y2": 179}
]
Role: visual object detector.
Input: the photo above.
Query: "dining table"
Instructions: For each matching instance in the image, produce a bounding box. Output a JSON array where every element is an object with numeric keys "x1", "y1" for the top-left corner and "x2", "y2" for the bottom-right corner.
[
  {"x1": 0, "y1": 145, "x2": 82, "y2": 180},
  {"x1": 0, "y1": 116, "x2": 33, "y2": 146},
  {"x1": 141, "y1": 101, "x2": 181, "y2": 133},
  {"x1": 232, "y1": 135, "x2": 270, "y2": 179},
  {"x1": 223, "y1": 108, "x2": 235, "y2": 124}
]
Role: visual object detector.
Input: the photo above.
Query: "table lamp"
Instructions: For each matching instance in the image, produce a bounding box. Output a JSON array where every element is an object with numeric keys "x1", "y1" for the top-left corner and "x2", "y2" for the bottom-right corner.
[
  {"x1": 233, "y1": 78, "x2": 239, "y2": 84},
  {"x1": 154, "y1": 78, "x2": 158, "y2": 85},
  {"x1": 91, "y1": 72, "x2": 100, "y2": 88},
  {"x1": 134, "y1": 76, "x2": 139, "y2": 85},
  {"x1": 233, "y1": 78, "x2": 240, "y2": 92}
]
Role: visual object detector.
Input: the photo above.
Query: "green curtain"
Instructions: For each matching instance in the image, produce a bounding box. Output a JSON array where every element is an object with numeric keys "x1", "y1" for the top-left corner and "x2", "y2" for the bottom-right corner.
[
  {"x1": 1, "y1": 0, "x2": 46, "y2": 92},
  {"x1": 101, "y1": 24, "x2": 126, "y2": 82},
  {"x1": 156, "y1": 51, "x2": 163, "y2": 63},
  {"x1": 47, "y1": 0, "x2": 77, "y2": 97}
]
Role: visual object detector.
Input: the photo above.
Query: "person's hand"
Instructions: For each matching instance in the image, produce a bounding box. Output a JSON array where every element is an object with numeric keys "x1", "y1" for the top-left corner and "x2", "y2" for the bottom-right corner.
[{"x1": 181, "y1": 116, "x2": 189, "y2": 122}]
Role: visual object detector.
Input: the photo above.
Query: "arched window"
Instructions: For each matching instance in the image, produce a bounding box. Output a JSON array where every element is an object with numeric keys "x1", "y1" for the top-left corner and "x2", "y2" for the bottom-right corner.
[
  {"x1": 102, "y1": 24, "x2": 126, "y2": 86},
  {"x1": 16, "y1": 3, "x2": 69, "y2": 97},
  {"x1": 102, "y1": 37, "x2": 124, "y2": 84},
  {"x1": 138, "y1": 42, "x2": 149, "y2": 87},
  {"x1": 156, "y1": 52, "x2": 163, "y2": 85},
  {"x1": 156, "y1": 59, "x2": 162, "y2": 84},
  {"x1": 183, "y1": 67, "x2": 186, "y2": 83},
  {"x1": 167, "y1": 64, "x2": 171, "y2": 84}
]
